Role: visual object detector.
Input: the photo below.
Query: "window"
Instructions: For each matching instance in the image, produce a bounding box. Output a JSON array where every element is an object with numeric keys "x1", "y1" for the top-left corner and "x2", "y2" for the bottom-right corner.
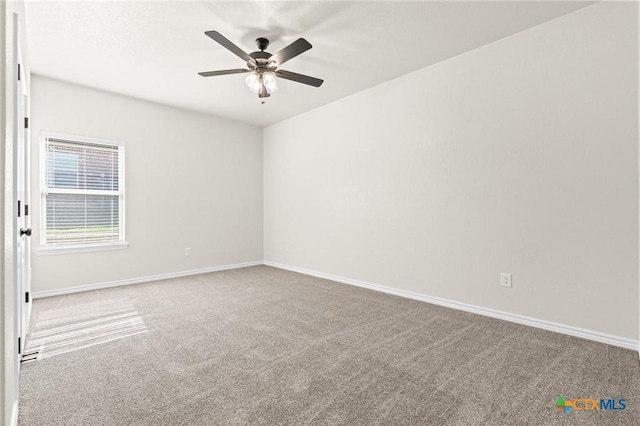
[{"x1": 40, "y1": 132, "x2": 126, "y2": 254}]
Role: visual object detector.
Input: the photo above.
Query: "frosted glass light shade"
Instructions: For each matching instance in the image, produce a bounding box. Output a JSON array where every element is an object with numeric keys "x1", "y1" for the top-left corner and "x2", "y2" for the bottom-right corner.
[
  {"x1": 245, "y1": 72, "x2": 261, "y2": 93},
  {"x1": 245, "y1": 71, "x2": 279, "y2": 94},
  {"x1": 262, "y1": 72, "x2": 278, "y2": 93}
]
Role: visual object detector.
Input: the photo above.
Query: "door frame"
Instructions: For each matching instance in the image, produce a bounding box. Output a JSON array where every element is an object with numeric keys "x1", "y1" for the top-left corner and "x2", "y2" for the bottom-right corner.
[{"x1": 8, "y1": 10, "x2": 31, "y2": 420}]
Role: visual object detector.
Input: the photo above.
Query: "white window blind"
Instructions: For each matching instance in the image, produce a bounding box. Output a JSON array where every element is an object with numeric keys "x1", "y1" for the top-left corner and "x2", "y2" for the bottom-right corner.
[{"x1": 41, "y1": 133, "x2": 125, "y2": 248}]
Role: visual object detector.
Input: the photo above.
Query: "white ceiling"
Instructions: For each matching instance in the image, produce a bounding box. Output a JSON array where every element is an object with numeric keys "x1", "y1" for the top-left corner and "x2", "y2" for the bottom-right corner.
[{"x1": 25, "y1": 0, "x2": 594, "y2": 127}]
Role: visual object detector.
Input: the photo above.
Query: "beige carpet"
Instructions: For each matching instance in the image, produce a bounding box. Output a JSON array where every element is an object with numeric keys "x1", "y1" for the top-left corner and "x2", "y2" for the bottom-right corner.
[{"x1": 18, "y1": 265, "x2": 640, "y2": 425}]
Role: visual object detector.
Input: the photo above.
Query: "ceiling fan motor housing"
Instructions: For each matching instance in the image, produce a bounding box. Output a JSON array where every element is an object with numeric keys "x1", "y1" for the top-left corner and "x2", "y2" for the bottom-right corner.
[
  {"x1": 248, "y1": 38, "x2": 274, "y2": 69},
  {"x1": 248, "y1": 50, "x2": 275, "y2": 74},
  {"x1": 248, "y1": 51, "x2": 271, "y2": 62}
]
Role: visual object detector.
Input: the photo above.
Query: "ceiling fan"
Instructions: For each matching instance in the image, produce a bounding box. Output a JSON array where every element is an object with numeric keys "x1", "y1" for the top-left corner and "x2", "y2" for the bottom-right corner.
[{"x1": 198, "y1": 31, "x2": 324, "y2": 99}]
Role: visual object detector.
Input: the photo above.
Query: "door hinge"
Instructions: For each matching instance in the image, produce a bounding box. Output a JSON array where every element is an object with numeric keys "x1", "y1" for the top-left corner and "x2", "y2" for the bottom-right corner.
[
  {"x1": 24, "y1": 117, "x2": 29, "y2": 129},
  {"x1": 18, "y1": 64, "x2": 21, "y2": 81},
  {"x1": 25, "y1": 292, "x2": 30, "y2": 303},
  {"x1": 25, "y1": 204, "x2": 29, "y2": 216},
  {"x1": 17, "y1": 200, "x2": 21, "y2": 217},
  {"x1": 18, "y1": 337, "x2": 21, "y2": 354}
]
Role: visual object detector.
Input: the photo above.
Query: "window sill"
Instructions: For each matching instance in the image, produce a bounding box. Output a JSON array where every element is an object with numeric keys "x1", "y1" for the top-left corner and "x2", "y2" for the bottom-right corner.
[{"x1": 36, "y1": 242, "x2": 129, "y2": 256}]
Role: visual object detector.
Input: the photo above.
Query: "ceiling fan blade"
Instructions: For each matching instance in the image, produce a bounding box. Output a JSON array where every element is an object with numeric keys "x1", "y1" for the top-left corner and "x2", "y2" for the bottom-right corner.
[
  {"x1": 205, "y1": 31, "x2": 255, "y2": 64},
  {"x1": 269, "y1": 38, "x2": 312, "y2": 66},
  {"x1": 276, "y1": 70, "x2": 323, "y2": 87},
  {"x1": 198, "y1": 69, "x2": 250, "y2": 77}
]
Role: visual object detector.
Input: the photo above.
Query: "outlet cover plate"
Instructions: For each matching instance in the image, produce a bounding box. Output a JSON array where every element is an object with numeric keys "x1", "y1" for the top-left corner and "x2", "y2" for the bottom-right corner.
[{"x1": 500, "y1": 273, "x2": 512, "y2": 288}]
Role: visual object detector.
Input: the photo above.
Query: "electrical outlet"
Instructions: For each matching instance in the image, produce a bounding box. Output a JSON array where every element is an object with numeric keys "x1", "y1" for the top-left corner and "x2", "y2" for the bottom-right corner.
[
  {"x1": 500, "y1": 273, "x2": 512, "y2": 288},
  {"x1": 285, "y1": 244, "x2": 289, "y2": 252},
  {"x1": 185, "y1": 248, "x2": 192, "y2": 257}
]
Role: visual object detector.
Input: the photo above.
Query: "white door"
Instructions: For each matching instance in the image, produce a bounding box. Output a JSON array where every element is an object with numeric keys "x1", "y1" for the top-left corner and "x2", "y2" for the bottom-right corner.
[{"x1": 15, "y1": 32, "x2": 31, "y2": 356}]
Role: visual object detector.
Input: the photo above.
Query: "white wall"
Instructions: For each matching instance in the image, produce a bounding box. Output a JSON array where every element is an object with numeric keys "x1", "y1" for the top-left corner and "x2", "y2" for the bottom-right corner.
[
  {"x1": 30, "y1": 76, "x2": 263, "y2": 293},
  {"x1": 264, "y1": 2, "x2": 639, "y2": 341},
  {"x1": 2, "y1": 1, "x2": 29, "y2": 424}
]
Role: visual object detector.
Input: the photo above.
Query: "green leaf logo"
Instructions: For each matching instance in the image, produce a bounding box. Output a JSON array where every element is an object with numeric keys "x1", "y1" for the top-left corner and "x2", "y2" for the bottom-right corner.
[{"x1": 555, "y1": 396, "x2": 571, "y2": 414}]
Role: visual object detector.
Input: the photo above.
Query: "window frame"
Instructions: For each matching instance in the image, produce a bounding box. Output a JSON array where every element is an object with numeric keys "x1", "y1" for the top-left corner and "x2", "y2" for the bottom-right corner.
[{"x1": 38, "y1": 131, "x2": 127, "y2": 255}]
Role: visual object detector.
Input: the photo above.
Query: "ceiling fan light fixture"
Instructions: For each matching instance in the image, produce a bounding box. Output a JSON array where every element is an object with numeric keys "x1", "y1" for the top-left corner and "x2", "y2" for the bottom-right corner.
[
  {"x1": 263, "y1": 72, "x2": 278, "y2": 93},
  {"x1": 245, "y1": 71, "x2": 279, "y2": 95},
  {"x1": 245, "y1": 72, "x2": 262, "y2": 94}
]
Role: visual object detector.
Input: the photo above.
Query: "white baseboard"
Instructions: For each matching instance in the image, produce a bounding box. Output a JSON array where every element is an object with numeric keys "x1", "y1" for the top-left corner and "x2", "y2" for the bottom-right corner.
[
  {"x1": 264, "y1": 261, "x2": 638, "y2": 351},
  {"x1": 31, "y1": 259, "x2": 638, "y2": 351},
  {"x1": 32, "y1": 261, "x2": 263, "y2": 299}
]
